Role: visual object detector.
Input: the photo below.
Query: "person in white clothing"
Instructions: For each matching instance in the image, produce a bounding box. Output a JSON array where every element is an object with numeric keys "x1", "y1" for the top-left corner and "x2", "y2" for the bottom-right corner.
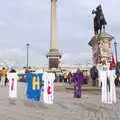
[
  {"x1": 99, "y1": 58, "x2": 117, "y2": 104},
  {"x1": 108, "y1": 56, "x2": 117, "y2": 104},
  {"x1": 99, "y1": 60, "x2": 110, "y2": 104}
]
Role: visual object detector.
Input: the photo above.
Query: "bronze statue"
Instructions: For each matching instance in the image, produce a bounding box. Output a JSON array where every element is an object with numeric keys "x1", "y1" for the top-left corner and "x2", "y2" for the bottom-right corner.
[{"x1": 92, "y1": 5, "x2": 107, "y2": 35}]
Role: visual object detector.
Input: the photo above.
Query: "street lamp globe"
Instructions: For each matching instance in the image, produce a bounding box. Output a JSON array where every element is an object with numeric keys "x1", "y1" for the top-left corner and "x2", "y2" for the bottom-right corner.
[{"x1": 26, "y1": 43, "x2": 30, "y2": 47}]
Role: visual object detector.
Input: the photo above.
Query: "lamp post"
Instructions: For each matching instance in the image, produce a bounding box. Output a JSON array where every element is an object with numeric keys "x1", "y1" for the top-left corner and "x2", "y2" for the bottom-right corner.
[{"x1": 26, "y1": 43, "x2": 30, "y2": 69}]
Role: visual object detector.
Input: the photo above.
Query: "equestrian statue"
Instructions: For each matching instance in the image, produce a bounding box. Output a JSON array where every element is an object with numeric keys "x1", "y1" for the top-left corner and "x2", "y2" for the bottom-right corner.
[{"x1": 92, "y1": 5, "x2": 107, "y2": 35}]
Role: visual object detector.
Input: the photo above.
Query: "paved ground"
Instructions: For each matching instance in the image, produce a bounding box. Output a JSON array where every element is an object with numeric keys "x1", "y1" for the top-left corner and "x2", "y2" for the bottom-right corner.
[{"x1": 0, "y1": 82, "x2": 120, "y2": 120}]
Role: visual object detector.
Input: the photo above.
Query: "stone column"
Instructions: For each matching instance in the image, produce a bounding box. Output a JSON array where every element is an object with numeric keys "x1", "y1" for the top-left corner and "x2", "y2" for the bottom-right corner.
[
  {"x1": 51, "y1": 0, "x2": 57, "y2": 49},
  {"x1": 88, "y1": 32, "x2": 113, "y2": 65},
  {"x1": 46, "y1": 0, "x2": 61, "y2": 70}
]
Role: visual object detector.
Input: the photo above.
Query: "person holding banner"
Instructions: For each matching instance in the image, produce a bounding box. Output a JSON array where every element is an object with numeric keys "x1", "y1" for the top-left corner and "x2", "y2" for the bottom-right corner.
[
  {"x1": 43, "y1": 72, "x2": 55, "y2": 104},
  {"x1": 7, "y1": 68, "x2": 18, "y2": 104}
]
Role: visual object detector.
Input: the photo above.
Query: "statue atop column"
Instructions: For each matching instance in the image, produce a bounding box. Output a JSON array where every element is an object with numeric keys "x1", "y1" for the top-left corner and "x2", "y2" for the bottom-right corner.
[{"x1": 92, "y1": 4, "x2": 107, "y2": 35}]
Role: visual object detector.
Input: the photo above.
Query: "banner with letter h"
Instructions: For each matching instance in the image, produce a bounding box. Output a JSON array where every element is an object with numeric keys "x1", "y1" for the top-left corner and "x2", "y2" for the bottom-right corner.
[{"x1": 25, "y1": 73, "x2": 43, "y2": 102}]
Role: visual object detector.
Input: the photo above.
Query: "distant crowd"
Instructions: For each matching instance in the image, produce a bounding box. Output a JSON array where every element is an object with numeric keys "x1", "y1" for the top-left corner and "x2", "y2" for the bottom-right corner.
[
  {"x1": 54, "y1": 70, "x2": 89, "y2": 85},
  {"x1": 1, "y1": 64, "x2": 119, "y2": 88}
]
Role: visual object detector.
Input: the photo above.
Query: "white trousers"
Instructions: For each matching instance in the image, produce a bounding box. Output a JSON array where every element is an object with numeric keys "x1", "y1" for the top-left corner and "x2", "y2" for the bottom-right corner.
[
  {"x1": 1, "y1": 77, "x2": 5, "y2": 87},
  {"x1": 109, "y1": 70, "x2": 116, "y2": 103},
  {"x1": 101, "y1": 70, "x2": 116, "y2": 104}
]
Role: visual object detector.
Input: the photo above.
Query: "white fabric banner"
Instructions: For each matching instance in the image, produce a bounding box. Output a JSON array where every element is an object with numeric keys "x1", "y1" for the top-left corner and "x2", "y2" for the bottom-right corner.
[
  {"x1": 43, "y1": 73, "x2": 55, "y2": 104},
  {"x1": 7, "y1": 73, "x2": 18, "y2": 98}
]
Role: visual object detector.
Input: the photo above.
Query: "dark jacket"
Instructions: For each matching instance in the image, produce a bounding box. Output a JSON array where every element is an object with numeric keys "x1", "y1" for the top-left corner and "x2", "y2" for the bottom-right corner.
[{"x1": 90, "y1": 66, "x2": 98, "y2": 79}]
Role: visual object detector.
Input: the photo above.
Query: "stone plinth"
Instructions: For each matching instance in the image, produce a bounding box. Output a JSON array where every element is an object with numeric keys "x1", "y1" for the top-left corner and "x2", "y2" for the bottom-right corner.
[
  {"x1": 88, "y1": 32, "x2": 113, "y2": 64},
  {"x1": 46, "y1": 49, "x2": 61, "y2": 69}
]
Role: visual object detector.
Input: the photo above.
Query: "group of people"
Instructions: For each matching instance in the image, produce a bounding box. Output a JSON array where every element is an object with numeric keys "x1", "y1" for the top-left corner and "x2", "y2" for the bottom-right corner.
[
  {"x1": 90, "y1": 59, "x2": 117, "y2": 104},
  {"x1": 0, "y1": 59, "x2": 117, "y2": 104},
  {"x1": 0, "y1": 67, "x2": 85, "y2": 103},
  {"x1": 54, "y1": 72, "x2": 73, "y2": 83},
  {"x1": 66, "y1": 58, "x2": 117, "y2": 104},
  {"x1": 54, "y1": 70, "x2": 89, "y2": 85}
]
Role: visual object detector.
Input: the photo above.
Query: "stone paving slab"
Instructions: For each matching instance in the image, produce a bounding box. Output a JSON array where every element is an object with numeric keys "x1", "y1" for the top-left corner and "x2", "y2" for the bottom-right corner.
[{"x1": 0, "y1": 83, "x2": 120, "y2": 120}]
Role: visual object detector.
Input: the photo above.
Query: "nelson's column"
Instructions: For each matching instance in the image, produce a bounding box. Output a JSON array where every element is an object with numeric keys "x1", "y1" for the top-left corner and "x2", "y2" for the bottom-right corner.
[{"x1": 46, "y1": 0, "x2": 61, "y2": 69}]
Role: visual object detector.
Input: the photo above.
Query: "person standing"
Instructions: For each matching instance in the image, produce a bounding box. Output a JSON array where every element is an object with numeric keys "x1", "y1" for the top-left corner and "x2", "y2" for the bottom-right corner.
[
  {"x1": 68, "y1": 72, "x2": 73, "y2": 85},
  {"x1": 108, "y1": 56, "x2": 117, "y2": 104},
  {"x1": 4, "y1": 74, "x2": 8, "y2": 86},
  {"x1": 63, "y1": 73, "x2": 68, "y2": 84},
  {"x1": 100, "y1": 61, "x2": 109, "y2": 103},
  {"x1": 73, "y1": 69, "x2": 84, "y2": 98},
  {"x1": 99, "y1": 60, "x2": 113, "y2": 104},
  {"x1": 1, "y1": 67, "x2": 7, "y2": 87},
  {"x1": 83, "y1": 70, "x2": 89, "y2": 84},
  {"x1": 90, "y1": 65, "x2": 99, "y2": 86}
]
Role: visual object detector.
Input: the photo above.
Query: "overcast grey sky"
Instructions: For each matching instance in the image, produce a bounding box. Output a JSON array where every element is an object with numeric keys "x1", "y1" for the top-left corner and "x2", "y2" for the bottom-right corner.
[{"x1": 0, "y1": 0, "x2": 119, "y2": 67}]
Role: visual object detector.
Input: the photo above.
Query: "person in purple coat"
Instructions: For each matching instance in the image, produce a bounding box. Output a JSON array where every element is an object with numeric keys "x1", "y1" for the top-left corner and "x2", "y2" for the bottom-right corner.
[{"x1": 73, "y1": 69, "x2": 84, "y2": 98}]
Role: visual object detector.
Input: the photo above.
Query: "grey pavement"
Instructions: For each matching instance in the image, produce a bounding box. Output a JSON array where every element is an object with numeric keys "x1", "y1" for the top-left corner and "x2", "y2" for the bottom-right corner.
[{"x1": 0, "y1": 82, "x2": 120, "y2": 120}]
